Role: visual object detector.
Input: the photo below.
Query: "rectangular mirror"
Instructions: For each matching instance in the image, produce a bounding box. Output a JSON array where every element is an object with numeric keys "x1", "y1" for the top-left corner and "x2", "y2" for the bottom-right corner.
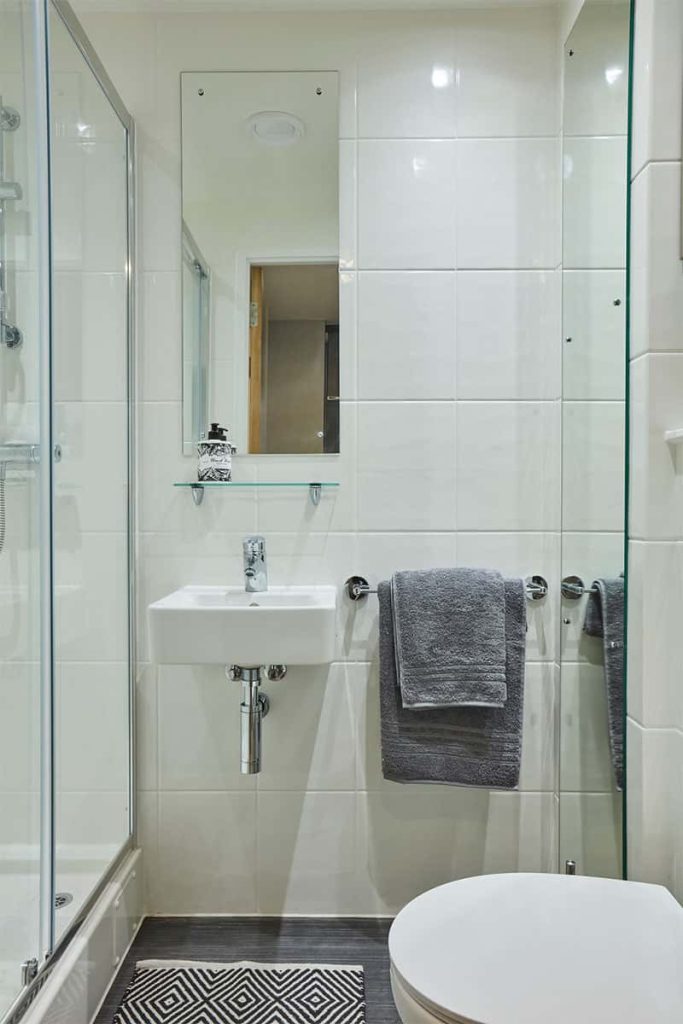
[{"x1": 180, "y1": 71, "x2": 340, "y2": 456}]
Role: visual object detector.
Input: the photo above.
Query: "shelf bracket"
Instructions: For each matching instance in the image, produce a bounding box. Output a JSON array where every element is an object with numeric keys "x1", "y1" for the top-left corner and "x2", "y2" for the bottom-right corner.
[
  {"x1": 190, "y1": 483, "x2": 204, "y2": 506},
  {"x1": 309, "y1": 482, "x2": 322, "y2": 507}
]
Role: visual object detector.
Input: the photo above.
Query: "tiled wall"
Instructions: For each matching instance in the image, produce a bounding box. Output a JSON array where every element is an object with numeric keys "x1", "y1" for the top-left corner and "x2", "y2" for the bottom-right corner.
[
  {"x1": 628, "y1": 0, "x2": 683, "y2": 898},
  {"x1": 79, "y1": 6, "x2": 564, "y2": 914}
]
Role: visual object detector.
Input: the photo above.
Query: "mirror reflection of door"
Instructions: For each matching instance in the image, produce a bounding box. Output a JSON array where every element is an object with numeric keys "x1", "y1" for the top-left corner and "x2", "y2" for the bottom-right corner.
[{"x1": 248, "y1": 262, "x2": 339, "y2": 454}]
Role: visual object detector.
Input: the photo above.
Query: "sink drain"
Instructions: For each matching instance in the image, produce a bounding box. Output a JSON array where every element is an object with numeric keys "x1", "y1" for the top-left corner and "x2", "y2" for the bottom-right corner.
[{"x1": 54, "y1": 892, "x2": 73, "y2": 910}]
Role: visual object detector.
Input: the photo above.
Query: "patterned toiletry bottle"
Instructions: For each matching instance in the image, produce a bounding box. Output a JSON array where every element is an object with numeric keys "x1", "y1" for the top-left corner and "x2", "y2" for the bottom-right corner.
[{"x1": 197, "y1": 423, "x2": 232, "y2": 481}]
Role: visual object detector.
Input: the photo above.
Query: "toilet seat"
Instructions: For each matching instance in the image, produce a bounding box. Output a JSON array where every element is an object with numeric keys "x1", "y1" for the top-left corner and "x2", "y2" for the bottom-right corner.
[{"x1": 389, "y1": 873, "x2": 683, "y2": 1024}]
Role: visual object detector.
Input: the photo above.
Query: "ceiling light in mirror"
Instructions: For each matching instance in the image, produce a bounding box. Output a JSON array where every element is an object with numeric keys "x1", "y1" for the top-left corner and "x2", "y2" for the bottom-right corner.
[{"x1": 246, "y1": 110, "x2": 305, "y2": 147}]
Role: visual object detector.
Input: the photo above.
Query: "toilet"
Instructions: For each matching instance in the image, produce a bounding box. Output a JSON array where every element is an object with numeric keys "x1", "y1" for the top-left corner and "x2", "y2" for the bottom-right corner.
[{"x1": 389, "y1": 873, "x2": 683, "y2": 1024}]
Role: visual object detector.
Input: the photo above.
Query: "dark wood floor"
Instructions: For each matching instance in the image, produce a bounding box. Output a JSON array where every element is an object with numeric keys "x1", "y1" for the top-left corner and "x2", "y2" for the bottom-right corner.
[{"x1": 95, "y1": 917, "x2": 400, "y2": 1024}]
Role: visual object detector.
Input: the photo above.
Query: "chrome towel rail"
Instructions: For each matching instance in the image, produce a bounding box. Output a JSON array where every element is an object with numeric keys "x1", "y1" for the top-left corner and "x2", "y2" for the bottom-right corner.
[{"x1": 345, "y1": 573, "x2": 549, "y2": 603}]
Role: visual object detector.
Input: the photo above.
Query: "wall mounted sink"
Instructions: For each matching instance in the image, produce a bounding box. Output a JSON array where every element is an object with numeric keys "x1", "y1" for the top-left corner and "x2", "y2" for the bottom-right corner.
[{"x1": 148, "y1": 584, "x2": 337, "y2": 666}]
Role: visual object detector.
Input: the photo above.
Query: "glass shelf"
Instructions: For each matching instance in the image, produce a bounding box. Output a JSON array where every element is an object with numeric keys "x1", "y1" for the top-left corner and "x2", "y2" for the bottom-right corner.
[{"x1": 174, "y1": 481, "x2": 340, "y2": 507}]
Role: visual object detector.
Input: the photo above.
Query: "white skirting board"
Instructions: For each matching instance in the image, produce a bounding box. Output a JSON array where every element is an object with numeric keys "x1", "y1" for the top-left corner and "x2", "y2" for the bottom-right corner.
[{"x1": 22, "y1": 848, "x2": 143, "y2": 1024}]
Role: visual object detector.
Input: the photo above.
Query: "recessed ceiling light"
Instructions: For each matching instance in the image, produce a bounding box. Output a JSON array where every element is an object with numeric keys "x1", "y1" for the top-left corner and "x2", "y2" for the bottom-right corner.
[{"x1": 246, "y1": 110, "x2": 305, "y2": 147}]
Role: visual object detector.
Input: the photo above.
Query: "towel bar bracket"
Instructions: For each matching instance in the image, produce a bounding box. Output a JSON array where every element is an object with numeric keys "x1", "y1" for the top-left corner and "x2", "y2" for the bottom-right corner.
[
  {"x1": 345, "y1": 574, "x2": 549, "y2": 603},
  {"x1": 561, "y1": 575, "x2": 598, "y2": 600}
]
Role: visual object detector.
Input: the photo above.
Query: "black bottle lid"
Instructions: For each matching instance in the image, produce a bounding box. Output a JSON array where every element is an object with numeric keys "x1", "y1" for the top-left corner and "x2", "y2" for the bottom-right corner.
[{"x1": 207, "y1": 423, "x2": 228, "y2": 441}]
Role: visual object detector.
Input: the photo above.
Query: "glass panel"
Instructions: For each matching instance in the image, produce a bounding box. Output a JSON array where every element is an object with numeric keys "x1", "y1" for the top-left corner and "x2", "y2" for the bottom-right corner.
[
  {"x1": 49, "y1": 6, "x2": 130, "y2": 939},
  {"x1": 559, "y1": 0, "x2": 631, "y2": 878},
  {"x1": 0, "y1": 0, "x2": 46, "y2": 1012}
]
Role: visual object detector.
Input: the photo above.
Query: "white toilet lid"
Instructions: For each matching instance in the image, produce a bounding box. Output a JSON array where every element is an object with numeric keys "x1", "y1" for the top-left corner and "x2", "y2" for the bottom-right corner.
[{"x1": 389, "y1": 873, "x2": 683, "y2": 1024}]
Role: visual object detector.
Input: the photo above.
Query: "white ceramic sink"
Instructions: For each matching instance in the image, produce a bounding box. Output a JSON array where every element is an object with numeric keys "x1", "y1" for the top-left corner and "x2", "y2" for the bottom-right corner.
[{"x1": 148, "y1": 584, "x2": 337, "y2": 666}]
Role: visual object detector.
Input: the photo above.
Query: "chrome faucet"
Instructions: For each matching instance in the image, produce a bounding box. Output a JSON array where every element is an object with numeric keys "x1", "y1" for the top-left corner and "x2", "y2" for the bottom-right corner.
[{"x1": 243, "y1": 535, "x2": 267, "y2": 592}]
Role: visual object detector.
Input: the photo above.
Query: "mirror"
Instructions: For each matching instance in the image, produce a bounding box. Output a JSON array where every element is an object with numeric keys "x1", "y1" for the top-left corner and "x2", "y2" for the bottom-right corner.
[
  {"x1": 180, "y1": 71, "x2": 340, "y2": 456},
  {"x1": 558, "y1": 0, "x2": 630, "y2": 878}
]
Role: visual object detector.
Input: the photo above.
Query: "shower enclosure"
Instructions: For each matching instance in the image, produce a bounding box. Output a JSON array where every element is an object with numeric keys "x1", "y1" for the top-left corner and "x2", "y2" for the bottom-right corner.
[{"x1": 0, "y1": 2, "x2": 134, "y2": 1020}]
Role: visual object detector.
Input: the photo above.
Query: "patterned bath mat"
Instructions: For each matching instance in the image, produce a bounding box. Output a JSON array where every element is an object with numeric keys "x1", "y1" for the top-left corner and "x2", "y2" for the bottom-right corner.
[{"x1": 113, "y1": 959, "x2": 366, "y2": 1024}]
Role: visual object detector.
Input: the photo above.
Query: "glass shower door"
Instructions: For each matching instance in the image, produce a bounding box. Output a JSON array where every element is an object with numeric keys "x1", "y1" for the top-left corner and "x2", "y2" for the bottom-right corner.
[
  {"x1": 48, "y1": 3, "x2": 132, "y2": 940},
  {"x1": 0, "y1": 0, "x2": 50, "y2": 1014}
]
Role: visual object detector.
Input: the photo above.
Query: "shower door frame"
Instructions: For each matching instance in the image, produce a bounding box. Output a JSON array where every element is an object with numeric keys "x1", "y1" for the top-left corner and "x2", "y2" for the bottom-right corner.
[{"x1": 2, "y1": 3, "x2": 136, "y2": 1022}]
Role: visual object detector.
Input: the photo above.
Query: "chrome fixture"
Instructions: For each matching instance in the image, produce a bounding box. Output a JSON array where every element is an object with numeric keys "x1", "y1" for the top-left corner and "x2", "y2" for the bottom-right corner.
[
  {"x1": 227, "y1": 664, "x2": 272, "y2": 774},
  {"x1": 0, "y1": 97, "x2": 23, "y2": 349},
  {"x1": 565, "y1": 859, "x2": 577, "y2": 876},
  {"x1": 561, "y1": 575, "x2": 599, "y2": 600},
  {"x1": 0, "y1": 443, "x2": 61, "y2": 554},
  {"x1": 345, "y1": 573, "x2": 550, "y2": 603},
  {"x1": 243, "y1": 534, "x2": 267, "y2": 592},
  {"x1": 20, "y1": 959, "x2": 38, "y2": 988}
]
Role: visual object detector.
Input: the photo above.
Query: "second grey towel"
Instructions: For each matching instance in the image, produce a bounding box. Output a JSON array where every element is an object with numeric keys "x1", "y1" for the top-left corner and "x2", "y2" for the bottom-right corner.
[
  {"x1": 391, "y1": 568, "x2": 508, "y2": 708},
  {"x1": 380, "y1": 578, "x2": 526, "y2": 789},
  {"x1": 583, "y1": 577, "x2": 625, "y2": 791}
]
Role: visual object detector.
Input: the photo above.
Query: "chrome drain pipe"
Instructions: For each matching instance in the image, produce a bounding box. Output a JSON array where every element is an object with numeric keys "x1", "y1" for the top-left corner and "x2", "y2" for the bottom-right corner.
[{"x1": 227, "y1": 665, "x2": 271, "y2": 774}]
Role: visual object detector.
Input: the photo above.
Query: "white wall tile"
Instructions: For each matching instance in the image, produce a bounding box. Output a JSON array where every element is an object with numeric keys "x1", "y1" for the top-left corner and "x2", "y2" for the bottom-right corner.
[
  {"x1": 54, "y1": 533, "x2": 129, "y2": 663},
  {"x1": 559, "y1": 791, "x2": 622, "y2": 878},
  {"x1": 455, "y1": 402, "x2": 560, "y2": 531},
  {"x1": 358, "y1": 402, "x2": 456, "y2": 531},
  {"x1": 629, "y1": 354, "x2": 683, "y2": 540},
  {"x1": 357, "y1": 22, "x2": 457, "y2": 139},
  {"x1": 157, "y1": 665, "x2": 255, "y2": 791},
  {"x1": 562, "y1": 271, "x2": 626, "y2": 399},
  {"x1": 0, "y1": 662, "x2": 39, "y2": 793},
  {"x1": 339, "y1": 141, "x2": 357, "y2": 272},
  {"x1": 357, "y1": 790, "x2": 556, "y2": 914},
  {"x1": 563, "y1": 1, "x2": 631, "y2": 138},
  {"x1": 562, "y1": 137, "x2": 627, "y2": 270},
  {"x1": 631, "y1": 0, "x2": 683, "y2": 177},
  {"x1": 358, "y1": 141, "x2": 456, "y2": 270},
  {"x1": 456, "y1": 8, "x2": 558, "y2": 138},
  {"x1": 53, "y1": 272, "x2": 127, "y2": 403},
  {"x1": 561, "y1": 401, "x2": 626, "y2": 532},
  {"x1": 560, "y1": 662, "x2": 615, "y2": 793},
  {"x1": 358, "y1": 272, "x2": 456, "y2": 400},
  {"x1": 257, "y1": 663, "x2": 358, "y2": 791},
  {"x1": 136, "y1": 665, "x2": 158, "y2": 792},
  {"x1": 140, "y1": 272, "x2": 182, "y2": 402},
  {"x1": 139, "y1": 136, "x2": 181, "y2": 273},
  {"x1": 626, "y1": 719, "x2": 683, "y2": 895},
  {"x1": 631, "y1": 163, "x2": 683, "y2": 358},
  {"x1": 456, "y1": 139, "x2": 560, "y2": 270},
  {"x1": 157, "y1": 792, "x2": 257, "y2": 913},
  {"x1": 628, "y1": 541, "x2": 683, "y2": 730},
  {"x1": 54, "y1": 401, "x2": 128, "y2": 533},
  {"x1": 456, "y1": 271, "x2": 561, "y2": 400},
  {"x1": 57, "y1": 662, "x2": 129, "y2": 793},
  {"x1": 257, "y1": 792, "x2": 358, "y2": 914}
]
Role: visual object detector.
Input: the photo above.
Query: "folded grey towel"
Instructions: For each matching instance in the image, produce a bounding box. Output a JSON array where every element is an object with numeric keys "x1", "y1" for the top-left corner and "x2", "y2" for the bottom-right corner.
[
  {"x1": 391, "y1": 568, "x2": 508, "y2": 709},
  {"x1": 380, "y1": 577, "x2": 526, "y2": 789},
  {"x1": 583, "y1": 578, "x2": 625, "y2": 791}
]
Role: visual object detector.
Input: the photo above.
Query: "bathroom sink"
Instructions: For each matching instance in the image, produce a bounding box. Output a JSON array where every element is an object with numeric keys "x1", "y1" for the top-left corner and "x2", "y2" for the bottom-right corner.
[{"x1": 148, "y1": 585, "x2": 337, "y2": 666}]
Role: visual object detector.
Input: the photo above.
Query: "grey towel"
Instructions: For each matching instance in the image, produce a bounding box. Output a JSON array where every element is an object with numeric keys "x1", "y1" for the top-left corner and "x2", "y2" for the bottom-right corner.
[
  {"x1": 379, "y1": 578, "x2": 526, "y2": 789},
  {"x1": 583, "y1": 578, "x2": 625, "y2": 791},
  {"x1": 391, "y1": 568, "x2": 508, "y2": 708}
]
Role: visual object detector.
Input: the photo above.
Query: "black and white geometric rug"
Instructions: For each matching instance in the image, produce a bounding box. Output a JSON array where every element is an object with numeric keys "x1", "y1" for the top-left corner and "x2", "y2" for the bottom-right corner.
[{"x1": 113, "y1": 960, "x2": 366, "y2": 1024}]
